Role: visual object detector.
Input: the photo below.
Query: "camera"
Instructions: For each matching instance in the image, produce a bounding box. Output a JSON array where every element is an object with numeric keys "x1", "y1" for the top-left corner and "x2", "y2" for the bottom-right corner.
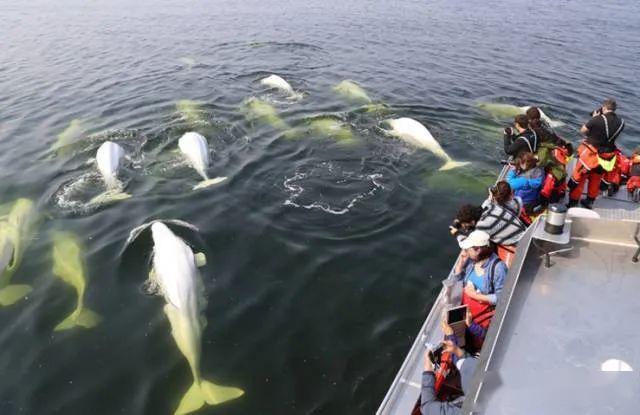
[
  {"x1": 503, "y1": 127, "x2": 513, "y2": 136},
  {"x1": 591, "y1": 107, "x2": 603, "y2": 117},
  {"x1": 428, "y1": 343, "x2": 445, "y2": 365}
]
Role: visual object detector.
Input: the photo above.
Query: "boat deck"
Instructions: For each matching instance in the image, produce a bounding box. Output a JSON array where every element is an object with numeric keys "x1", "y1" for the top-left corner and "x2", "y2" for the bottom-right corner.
[
  {"x1": 463, "y1": 217, "x2": 640, "y2": 414},
  {"x1": 377, "y1": 184, "x2": 640, "y2": 415}
]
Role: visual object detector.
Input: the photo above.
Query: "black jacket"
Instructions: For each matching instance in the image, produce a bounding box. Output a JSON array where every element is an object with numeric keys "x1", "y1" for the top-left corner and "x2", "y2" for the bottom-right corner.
[{"x1": 504, "y1": 129, "x2": 539, "y2": 157}]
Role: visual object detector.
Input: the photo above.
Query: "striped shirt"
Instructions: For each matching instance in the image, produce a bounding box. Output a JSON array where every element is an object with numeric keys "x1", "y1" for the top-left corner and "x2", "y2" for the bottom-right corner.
[{"x1": 475, "y1": 198, "x2": 527, "y2": 246}]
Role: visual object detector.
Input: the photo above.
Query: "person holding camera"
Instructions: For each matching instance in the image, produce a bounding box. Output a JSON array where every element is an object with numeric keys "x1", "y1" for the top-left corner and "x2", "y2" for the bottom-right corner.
[
  {"x1": 503, "y1": 114, "x2": 539, "y2": 158},
  {"x1": 420, "y1": 320, "x2": 484, "y2": 415},
  {"x1": 568, "y1": 98, "x2": 626, "y2": 209},
  {"x1": 449, "y1": 205, "x2": 483, "y2": 244}
]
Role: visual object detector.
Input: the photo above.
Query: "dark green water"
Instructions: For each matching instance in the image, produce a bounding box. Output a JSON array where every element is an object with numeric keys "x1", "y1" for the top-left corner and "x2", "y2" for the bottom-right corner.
[{"x1": 1, "y1": 0, "x2": 638, "y2": 414}]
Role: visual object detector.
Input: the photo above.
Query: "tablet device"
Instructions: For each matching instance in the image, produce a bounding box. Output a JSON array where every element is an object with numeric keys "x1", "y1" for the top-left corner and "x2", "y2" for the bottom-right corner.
[{"x1": 447, "y1": 305, "x2": 467, "y2": 324}]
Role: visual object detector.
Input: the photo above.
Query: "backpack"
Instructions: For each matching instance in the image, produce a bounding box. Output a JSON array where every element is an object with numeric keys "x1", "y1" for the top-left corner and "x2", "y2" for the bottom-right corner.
[{"x1": 537, "y1": 142, "x2": 567, "y2": 182}]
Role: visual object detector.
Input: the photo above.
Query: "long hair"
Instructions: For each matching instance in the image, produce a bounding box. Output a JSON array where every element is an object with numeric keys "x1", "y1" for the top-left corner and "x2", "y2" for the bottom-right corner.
[{"x1": 490, "y1": 181, "x2": 512, "y2": 205}]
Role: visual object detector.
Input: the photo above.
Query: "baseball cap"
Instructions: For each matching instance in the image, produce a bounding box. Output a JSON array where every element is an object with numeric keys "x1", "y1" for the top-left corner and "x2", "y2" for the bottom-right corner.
[{"x1": 459, "y1": 230, "x2": 491, "y2": 249}]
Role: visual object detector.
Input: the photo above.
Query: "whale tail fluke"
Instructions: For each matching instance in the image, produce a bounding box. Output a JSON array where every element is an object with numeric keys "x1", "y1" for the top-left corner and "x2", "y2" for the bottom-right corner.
[
  {"x1": 0, "y1": 284, "x2": 33, "y2": 307},
  {"x1": 175, "y1": 380, "x2": 245, "y2": 415},
  {"x1": 193, "y1": 177, "x2": 228, "y2": 191},
  {"x1": 439, "y1": 160, "x2": 471, "y2": 171},
  {"x1": 54, "y1": 307, "x2": 101, "y2": 331}
]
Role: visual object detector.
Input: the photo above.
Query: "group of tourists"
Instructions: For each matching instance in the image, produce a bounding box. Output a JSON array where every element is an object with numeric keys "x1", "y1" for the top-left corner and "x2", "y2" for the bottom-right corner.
[{"x1": 419, "y1": 98, "x2": 638, "y2": 415}]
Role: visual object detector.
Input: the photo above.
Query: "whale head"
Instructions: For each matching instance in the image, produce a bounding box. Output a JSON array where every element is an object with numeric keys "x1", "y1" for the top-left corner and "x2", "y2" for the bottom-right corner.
[
  {"x1": 96, "y1": 141, "x2": 125, "y2": 188},
  {"x1": 178, "y1": 132, "x2": 210, "y2": 180},
  {"x1": 150, "y1": 221, "x2": 198, "y2": 311}
]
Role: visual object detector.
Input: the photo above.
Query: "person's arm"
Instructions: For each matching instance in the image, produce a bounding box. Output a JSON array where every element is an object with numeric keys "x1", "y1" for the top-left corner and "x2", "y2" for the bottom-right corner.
[
  {"x1": 420, "y1": 351, "x2": 444, "y2": 415},
  {"x1": 420, "y1": 371, "x2": 439, "y2": 415},
  {"x1": 453, "y1": 250, "x2": 469, "y2": 280},
  {"x1": 581, "y1": 117, "x2": 596, "y2": 136},
  {"x1": 580, "y1": 125, "x2": 589, "y2": 135},
  {"x1": 504, "y1": 135, "x2": 527, "y2": 156},
  {"x1": 486, "y1": 261, "x2": 508, "y2": 304},
  {"x1": 464, "y1": 284, "x2": 494, "y2": 304}
]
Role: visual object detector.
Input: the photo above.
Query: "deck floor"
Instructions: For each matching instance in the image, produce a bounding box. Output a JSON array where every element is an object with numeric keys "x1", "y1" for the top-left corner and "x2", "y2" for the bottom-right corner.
[{"x1": 475, "y1": 239, "x2": 640, "y2": 414}]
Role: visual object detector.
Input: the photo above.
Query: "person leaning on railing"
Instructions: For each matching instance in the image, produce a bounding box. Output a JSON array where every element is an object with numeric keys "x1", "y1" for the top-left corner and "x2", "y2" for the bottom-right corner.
[
  {"x1": 449, "y1": 204, "x2": 483, "y2": 245},
  {"x1": 503, "y1": 114, "x2": 539, "y2": 158},
  {"x1": 473, "y1": 181, "x2": 528, "y2": 267}
]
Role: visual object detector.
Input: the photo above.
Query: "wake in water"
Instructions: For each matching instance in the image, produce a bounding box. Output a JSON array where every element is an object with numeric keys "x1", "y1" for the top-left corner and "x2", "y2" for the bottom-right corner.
[{"x1": 283, "y1": 161, "x2": 384, "y2": 215}]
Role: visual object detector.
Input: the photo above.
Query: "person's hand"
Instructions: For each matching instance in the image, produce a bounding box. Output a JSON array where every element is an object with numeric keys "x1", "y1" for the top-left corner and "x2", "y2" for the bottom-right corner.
[
  {"x1": 504, "y1": 127, "x2": 513, "y2": 136},
  {"x1": 449, "y1": 225, "x2": 459, "y2": 236},
  {"x1": 464, "y1": 281, "x2": 478, "y2": 299},
  {"x1": 465, "y1": 309, "x2": 473, "y2": 327},
  {"x1": 455, "y1": 249, "x2": 469, "y2": 274},
  {"x1": 424, "y1": 350, "x2": 434, "y2": 372},
  {"x1": 441, "y1": 317, "x2": 454, "y2": 336},
  {"x1": 443, "y1": 340, "x2": 465, "y2": 359}
]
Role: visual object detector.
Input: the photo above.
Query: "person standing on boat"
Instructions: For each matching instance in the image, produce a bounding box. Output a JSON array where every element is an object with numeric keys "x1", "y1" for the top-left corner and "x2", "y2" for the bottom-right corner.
[
  {"x1": 568, "y1": 98, "x2": 625, "y2": 209},
  {"x1": 503, "y1": 114, "x2": 539, "y2": 157},
  {"x1": 454, "y1": 230, "x2": 507, "y2": 349}
]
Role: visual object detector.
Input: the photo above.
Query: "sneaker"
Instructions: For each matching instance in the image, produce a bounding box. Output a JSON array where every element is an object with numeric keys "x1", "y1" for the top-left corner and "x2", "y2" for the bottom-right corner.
[{"x1": 580, "y1": 198, "x2": 594, "y2": 209}]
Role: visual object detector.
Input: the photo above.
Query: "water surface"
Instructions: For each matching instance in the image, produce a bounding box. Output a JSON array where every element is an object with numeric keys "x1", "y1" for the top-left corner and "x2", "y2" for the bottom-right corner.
[{"x1": 1, "y1": 0, "x2": 639, "y2": 414}]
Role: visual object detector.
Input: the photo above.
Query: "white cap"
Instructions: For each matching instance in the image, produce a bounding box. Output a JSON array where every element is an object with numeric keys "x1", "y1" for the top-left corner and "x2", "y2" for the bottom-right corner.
[{"x1": 459, "y1": 230, "x2": 491, "y2": 249}]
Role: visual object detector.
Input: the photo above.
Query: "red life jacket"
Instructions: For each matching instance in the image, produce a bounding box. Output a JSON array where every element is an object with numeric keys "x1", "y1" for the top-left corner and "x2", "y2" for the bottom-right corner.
[{"x1": 434, "y1": 351, "x2": 463, "y2": 401}]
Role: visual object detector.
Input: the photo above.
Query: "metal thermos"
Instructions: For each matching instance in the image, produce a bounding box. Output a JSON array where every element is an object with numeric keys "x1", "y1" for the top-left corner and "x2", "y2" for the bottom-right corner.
[{"x1": 545, "y1": 204, "x2": 567, "y2": 235}]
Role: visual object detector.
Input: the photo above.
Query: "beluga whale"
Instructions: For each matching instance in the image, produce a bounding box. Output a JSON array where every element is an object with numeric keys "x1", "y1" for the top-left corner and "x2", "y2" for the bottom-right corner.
[
  {"x1": 176, "y1": 100, "x2": 210, "y2": 127},
  {"x1": 178, "y1": 132, "x2": 228, "y2": 190},
  {"x1": 242, "y1": 98, "x2": 288, "y2": 130},
  {"x1": 259, "y1": 74, "x2": 303, "y2": 100},
  {"x1": 51, "y1": 231, "x2": 101, "y2": 331},
  {"x1": 127, "y1": 221, "x2": 244, "y2": 414},
  {"x1": 51, "y1": 119, "x2": 86, "y2": 157},
  {"x1": 0, "y1": 198, "x2": 38, "y2": 307},
  {"x1": 89, "y1": 141, "x2": 132, "y2": 204},
  {"x1": 477, "y1": 103, "x2": 565, "y2": 128},
  {"x1": 384, "y1": 118, "x2": 470, "y2": 171},
  {"x1": 332, "y1": 80, "x2": 372, "y2": 104}
]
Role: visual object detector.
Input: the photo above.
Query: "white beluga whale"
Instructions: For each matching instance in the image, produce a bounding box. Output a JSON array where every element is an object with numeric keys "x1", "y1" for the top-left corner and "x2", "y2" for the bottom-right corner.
[
  {"x1": 477, "y1": 103, "x2": 565, "y2": 128},
  {"x1": 333, "y1": 80, "x2": 372, "y2": 104},
  {"x1": 384, "y1": 118, "x2": 470, "y2": 171},
  {"x1": 96, "y1": 141, "x2": 126, "y2": 189},
  {"x1": 51, "y1": 231, "x2": 101, "y2": 331},
  {"x1": 259, "y1": 74, "x2": 303, "y2": 100},
  {"x1": 89, "y1": 141, "x2": 131, "y2": 204},
  {"x1": 0, "y1": 198, "x2": 38, "y2": 307},
  {"x1": 178, "y1": 132, "x2": 227, "y2": 190},
  {"x1": 179, "y1": 57, "x2": 197, "y2": 69},
  {"x1": 129, "y1": 221, "x2": 244, "y2": 414}
]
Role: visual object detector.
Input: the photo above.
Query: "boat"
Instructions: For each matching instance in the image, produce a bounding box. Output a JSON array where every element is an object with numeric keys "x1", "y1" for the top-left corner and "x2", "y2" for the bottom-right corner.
[{"x1": 377, "y1": 164, "x2": 640, "y2": 415}]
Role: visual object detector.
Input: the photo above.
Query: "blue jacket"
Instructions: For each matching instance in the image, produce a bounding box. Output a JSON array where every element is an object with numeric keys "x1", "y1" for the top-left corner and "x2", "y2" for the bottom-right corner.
[{"x1": 506, "y1": 167, "x2": 544, "y2": 206}]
